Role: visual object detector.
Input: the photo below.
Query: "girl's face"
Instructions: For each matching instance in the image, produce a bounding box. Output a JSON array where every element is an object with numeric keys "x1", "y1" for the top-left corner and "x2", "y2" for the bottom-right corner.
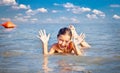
[{"x1": 57, "y1": 34, "x2": 71, "y2": 49}]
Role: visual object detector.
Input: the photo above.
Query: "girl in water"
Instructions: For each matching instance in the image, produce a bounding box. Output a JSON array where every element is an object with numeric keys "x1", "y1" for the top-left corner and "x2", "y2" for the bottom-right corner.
[{"x1": 38, "y1": 27, "x2": 84, "y2": 56}]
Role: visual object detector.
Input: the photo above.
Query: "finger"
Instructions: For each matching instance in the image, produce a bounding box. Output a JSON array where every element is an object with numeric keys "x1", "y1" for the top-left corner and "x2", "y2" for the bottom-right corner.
[
  {"x1": 36, "y1": 35, "x2": 40, "y2": 38},
  {"x1": 48, "y1": 33, "x2": 50, "y2": 39},
  {"x1": 80, "y1": 32, "x2": 83, "y2": 37},
  {"x1": 36, "y1": 35, "x2": 42, "y2": 41},
  {"x1": 40, "y1": 30, "x2": 43, "y2": 36},
  {"x1": 81, "y1": 32, "x2": 84, "y2": 36},
  {"x1": 81, "y1": 34, "x2": 85, "y2": 40},
  {"x1": 39, "y1": 30, "x2": 42, "y2": 36},
  {"x1": 81, "y1": 33, "x2": 84, "y2": 38},
  {"x1": 79, "y1": 33, "x2": 82, "y2": 38},
  {"x1": 38, "y1": 30, "x2": 41, "y2": 35},
  {"x1": 81, "y1": 33, "x2": 85, "y2": 38},
  {"x1": 43, "y1": 29, "x2": 46, "y2": 36},
  {"x1": 36, "y1": 35, "x2": 39, "y2": 38},
  {"x1": 82, "y1": 33, "x2": 85, "y2": 38}
]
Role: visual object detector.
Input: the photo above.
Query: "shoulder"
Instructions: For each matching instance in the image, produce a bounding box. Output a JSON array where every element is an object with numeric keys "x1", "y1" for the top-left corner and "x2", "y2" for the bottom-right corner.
[
  {"x1": 50, "y1": 43, "x2": 61, "y2": 53},
  {"x1": 51, "y1": 43, "x2": 58, "y2": 49}
]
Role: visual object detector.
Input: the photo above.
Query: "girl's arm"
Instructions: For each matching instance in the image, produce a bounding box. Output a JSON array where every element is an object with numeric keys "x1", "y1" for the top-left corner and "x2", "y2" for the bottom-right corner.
[
  {"x1": 80, "y1": 40, "x2": 91, "y2": 49},
  {"x1": 72, "y1": 33, "x2": 85, "y2": 56},
  {"x1": 38, "y1": 30, "x2": 50, "y2": 55},
  {"x1": 73, "y1": 43, "x2": 83, "y2": 56}
]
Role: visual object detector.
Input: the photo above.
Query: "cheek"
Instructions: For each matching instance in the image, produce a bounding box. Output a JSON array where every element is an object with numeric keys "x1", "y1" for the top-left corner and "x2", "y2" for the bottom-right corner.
[{"x1": 58, "y1": 40, "x2": 62, "y2": 44}]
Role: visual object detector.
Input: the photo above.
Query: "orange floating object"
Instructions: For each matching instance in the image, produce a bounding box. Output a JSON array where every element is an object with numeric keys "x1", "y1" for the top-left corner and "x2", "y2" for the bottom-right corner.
[{"x1": 1, "y1": 21, "x2": 16, "y2": 28}]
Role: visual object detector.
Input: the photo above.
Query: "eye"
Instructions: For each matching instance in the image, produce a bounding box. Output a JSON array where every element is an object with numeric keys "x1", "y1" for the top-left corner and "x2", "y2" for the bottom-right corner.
[
  {"x1": 65, "y1": 41, "x2": 69, "y2": 43},
  {"x1": 59, "y1": 39, "x2": 63, "y2": 42}
]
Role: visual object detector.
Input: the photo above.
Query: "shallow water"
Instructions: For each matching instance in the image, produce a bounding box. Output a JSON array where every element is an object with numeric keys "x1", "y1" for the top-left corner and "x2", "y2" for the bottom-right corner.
[{"x1": 0, "y1": 23, "x2": 120, "y2": 73}]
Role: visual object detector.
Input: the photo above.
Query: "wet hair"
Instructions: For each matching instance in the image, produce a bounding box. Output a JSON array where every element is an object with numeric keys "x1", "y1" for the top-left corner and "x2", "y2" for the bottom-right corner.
[{"x1": 57, "y1": 27, "x2": 72, "y2": 39}]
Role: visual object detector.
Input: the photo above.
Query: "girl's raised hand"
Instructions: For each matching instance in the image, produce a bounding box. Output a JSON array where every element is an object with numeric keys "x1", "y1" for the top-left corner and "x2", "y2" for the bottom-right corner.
[
  {"x1": 73, "y1": 33, "x2": 85, "y2": 45},
  {"x1": 37, "y1": 30, "x2": 50, "y2": 44}
]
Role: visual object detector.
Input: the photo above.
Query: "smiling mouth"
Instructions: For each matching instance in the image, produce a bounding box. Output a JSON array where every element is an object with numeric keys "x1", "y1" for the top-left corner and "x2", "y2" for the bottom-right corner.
[{"x1": 59, "y1": 45, "x2": 67, "y2": 49}]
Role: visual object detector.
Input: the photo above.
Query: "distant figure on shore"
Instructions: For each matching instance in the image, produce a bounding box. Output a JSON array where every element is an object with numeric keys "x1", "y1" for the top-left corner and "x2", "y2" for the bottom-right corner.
[
  {"x1": 68, "y1": 25, "x2": 91, "y2": 49},
  {"x1": 38, "y1": 27, "x2": 84, "y2": 56}
]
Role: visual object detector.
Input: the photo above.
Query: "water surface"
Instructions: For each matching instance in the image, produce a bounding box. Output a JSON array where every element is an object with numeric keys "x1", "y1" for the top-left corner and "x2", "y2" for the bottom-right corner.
[{"x1": 0, "y1": 23, "x2": 120, "y2": 73}]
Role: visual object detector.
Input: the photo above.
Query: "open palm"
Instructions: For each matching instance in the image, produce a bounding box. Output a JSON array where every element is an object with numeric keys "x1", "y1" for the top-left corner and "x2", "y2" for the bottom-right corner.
[
  {"x1": 73, "y1": 33, "x2": 85, "y2": 45},
  {"x1": 37, "y1": 30, "x2": 50, "y2": 44}
]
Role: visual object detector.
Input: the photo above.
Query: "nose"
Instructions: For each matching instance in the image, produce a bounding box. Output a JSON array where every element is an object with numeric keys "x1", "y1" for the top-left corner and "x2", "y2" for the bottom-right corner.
[{"x1": 61, "y1": 41, "x2": 66, "y2": 46}]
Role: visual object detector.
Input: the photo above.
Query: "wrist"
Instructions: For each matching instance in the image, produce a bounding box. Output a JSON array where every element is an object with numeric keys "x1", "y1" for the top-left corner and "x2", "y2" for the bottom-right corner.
[{"x1": 42, "y1": 41, "x2": 48, "y2": 45}]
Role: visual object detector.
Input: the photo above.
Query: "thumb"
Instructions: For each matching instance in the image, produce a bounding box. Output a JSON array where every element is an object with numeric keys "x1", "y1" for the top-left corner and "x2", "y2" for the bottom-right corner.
[{"x1": 47, "y1": 33, "x2": 50, "y2": 39}]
